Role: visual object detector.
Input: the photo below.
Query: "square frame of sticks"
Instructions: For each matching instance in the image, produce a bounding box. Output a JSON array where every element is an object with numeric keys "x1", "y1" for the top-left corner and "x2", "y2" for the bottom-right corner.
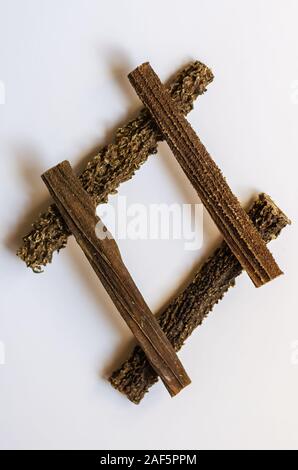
[{"x1": 17, "y1": 60, "x2": 290, "y2": 405}]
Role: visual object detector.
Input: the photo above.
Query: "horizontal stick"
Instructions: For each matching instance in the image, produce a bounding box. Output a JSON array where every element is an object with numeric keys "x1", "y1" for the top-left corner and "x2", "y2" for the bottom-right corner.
[
  {"x1": 128, "y1": 63, "x2": 282, "y2": 287},
  {"x1": 109, "y1": 194, "x2": 290, "y2": 403},
  {"x1": 17, "y1": 61, "x2": 213, "y2": 272},
  {"x1": 42, "y1": 160, "x2": 191, "y2": 398}
]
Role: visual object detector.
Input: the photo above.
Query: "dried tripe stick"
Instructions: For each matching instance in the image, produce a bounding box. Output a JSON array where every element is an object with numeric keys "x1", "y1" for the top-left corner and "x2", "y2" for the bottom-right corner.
[
  {"x1": 17, "y1": 61, "x2": 213, "y2": 272},
  {"x1": 42, "y1": 160, "x2": 190, "y2": 397},
  {"x1": 128, "y1": 63, "x2": 282, "y2": 287},
  {"x1": 109, "y1": 194, "x2": 290, "y2": 404}
]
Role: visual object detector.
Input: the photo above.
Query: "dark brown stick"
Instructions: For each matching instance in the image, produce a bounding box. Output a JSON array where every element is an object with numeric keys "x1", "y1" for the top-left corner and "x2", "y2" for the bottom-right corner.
[
  {"x1": 42, "y1": 160, "x2": 191, "y2": 398},
  {"x1": 128, "y1": 63, "x2": 282, "y2": 287},
  {"x1": 110, "y1": 194, "x2": 290, "y2": 403},
  {"x1": 17, "y1": 61, "x2": 213, "y2": 272}
]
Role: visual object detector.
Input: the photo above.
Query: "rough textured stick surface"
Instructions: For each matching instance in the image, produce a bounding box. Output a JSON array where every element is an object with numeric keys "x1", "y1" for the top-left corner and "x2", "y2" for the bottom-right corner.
[
  {"x1": 42, "y1": 161, "x2": 190, "y2": 397},
  {"x1": 128, "y1": 63, "x2": 282, "y2": 287},
  {"x1": 109, "y1": 194, "x2": 290, "y2": 404},
  {"x1": 17, "y1": 61, "x2": 213, "y2": 272}
]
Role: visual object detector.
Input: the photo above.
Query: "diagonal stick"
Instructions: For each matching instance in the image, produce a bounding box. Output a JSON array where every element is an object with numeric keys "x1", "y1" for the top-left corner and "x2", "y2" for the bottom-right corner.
[
  {"x1": 42, "y1": 160, "x2": 191, "y2": 398},
  {"x1": 110, "y1": 194, "x2": 290, "y2": 403}
]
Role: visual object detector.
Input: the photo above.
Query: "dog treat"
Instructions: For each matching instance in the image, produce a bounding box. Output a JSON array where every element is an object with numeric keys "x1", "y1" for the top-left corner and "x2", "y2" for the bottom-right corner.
[
  {"x1": 42, "y1": 160, "x2": 191, "y2": 397},
  {"x1": 110, "y1": 194, "x2": 290, "y2": 403},
  {"x1": 128, "y1": 63, "x2": 282, "y2": 287},
  {"x1": 17, "y1": 61, "x2": 213, "y2": 272}
]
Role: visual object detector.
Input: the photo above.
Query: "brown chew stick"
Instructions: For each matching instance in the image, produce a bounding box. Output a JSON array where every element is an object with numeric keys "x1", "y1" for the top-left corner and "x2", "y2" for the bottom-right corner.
[
  {"x1": 128, "y1": 63, "x2": 282, "y2": 287},
  {"x1": 110, "y1": 194, "x2": 290, "y2": 404},
  {"x1": 17, "y1": 61, "x2": 213, "y2": 272},
  {"x1": 42, "y1": 160, "x2": 191, "y2": 398}
]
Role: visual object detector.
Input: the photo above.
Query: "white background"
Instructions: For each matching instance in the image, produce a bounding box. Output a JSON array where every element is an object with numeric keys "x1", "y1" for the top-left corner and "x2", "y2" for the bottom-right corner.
[{"x1": 0, "y1": 0, "x2": 297, "y2": 450}]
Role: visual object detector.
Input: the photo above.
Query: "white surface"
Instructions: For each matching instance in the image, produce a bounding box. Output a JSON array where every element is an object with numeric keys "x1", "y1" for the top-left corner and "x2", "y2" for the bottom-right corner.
[{"x1": 0, "y1": 0, "x2": 297, "y2": 450}]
